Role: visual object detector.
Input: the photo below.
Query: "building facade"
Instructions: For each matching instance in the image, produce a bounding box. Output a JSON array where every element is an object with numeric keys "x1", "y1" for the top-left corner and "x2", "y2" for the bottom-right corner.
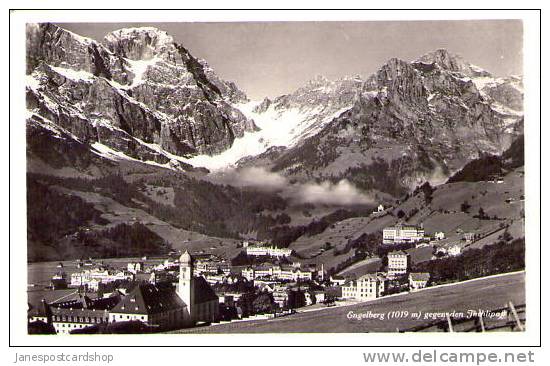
[
  {"x1": 241, "y1": 264, "x2": 314, "y2": 282},
  {"x1": 387, "y1": 250, "x2": 409, "y2": 278},
  {"x1": 245, "y1": 245, "x2": 292, "y2": 258},
  {"x1": 342, "y1": 273, "x2": 386, "y2": 300},
  {"x1": 48, "y1": 294, "x2": 120, "y2": 334},
  {"x1": 383, "y1": 223, "x2": 425, "y2": 244},
  {"x1": 110, "y1": 251, "x2": 219, "y2": 330},
  {"x1": 409, "y1": 272, "x2": 430, "y2": 291},
  {"x1": 30, "y1": 251, "x2": 219, "y2": 334}
]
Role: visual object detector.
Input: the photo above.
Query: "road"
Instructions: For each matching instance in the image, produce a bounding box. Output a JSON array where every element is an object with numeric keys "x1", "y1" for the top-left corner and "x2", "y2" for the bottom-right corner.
[{"x1": 172, "y1": 271, "x2": 525, "y2": 333}]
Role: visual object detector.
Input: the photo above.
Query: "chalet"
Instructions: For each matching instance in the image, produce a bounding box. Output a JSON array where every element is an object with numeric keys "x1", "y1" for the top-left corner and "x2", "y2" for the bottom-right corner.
[
  {"x1": 329, "y1": 275, "x2": 346, "y2": 286},
  {"x1": 463, "y1": 232, "x2": 475, "y2": 243},
  {"x1": 127, "y1": 262, "x2": 144, "y2": 274},
  {"x1": 372, "y1": 204, "x2": 385, "y2": 215},
  {"x1": 447, "y1": 245, "x2": 462, "y2": 256},
  {"x1": 409, "y1": 272, "x2": 430, "y2": 291}
]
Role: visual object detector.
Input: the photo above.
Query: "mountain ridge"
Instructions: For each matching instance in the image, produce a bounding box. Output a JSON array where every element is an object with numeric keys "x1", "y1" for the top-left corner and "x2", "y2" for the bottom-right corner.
[
  {"x1": 26, "y1": 23, "x2": 256, "y2": 169},
  {"x1": 236, "y1": 49, "x2": 523, "y2": 197}
]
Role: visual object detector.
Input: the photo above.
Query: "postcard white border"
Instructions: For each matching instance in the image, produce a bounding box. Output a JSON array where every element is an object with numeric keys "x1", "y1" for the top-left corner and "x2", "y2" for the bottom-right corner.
[{"x1": 8, "y1": 8, "x2": 542, "y2": 348}]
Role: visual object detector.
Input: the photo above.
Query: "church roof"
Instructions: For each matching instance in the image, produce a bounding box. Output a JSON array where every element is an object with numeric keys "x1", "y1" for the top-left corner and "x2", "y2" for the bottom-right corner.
[
  {"x1": 388, "y1": 250, "x2": 408, "y2": 257},
  {"x1": 179, "y1": 250, "x2": 192, "y2": 264},
  {"x1": 409, "y1": 272, "x2": 430, "y2": 281},
  {"x1": 110, "y1": 283, "x2": 186, "y2": 315},
  {"x1": 28, "y1": 299, "x2": 51, "y2": 318},
  {"x1": 193, "y1": 276, "x2": 220, "y2": 304}
]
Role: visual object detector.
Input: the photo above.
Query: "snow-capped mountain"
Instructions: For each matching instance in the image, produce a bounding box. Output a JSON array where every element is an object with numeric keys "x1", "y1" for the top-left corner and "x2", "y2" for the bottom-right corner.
[
  {"x1": 25, "y1": 24, "x2": 523, "y2": 198},
  {"x1": 186, "y1": 74, "x2": 364, "y2": 169},
  {"x1": 236, "y1": 49, "x2": 523, "y2": 197},
  {"x1": 26, "y1": 23, "x2": 256, "y2": 169}
]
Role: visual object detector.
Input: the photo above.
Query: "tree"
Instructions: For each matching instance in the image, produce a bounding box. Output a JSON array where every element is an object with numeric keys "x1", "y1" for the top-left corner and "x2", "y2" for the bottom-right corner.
[
  {"x1": 252, "y1": 293, "x2": 274, "y2": 314},
  {"x1": 420, "y1": 182, "x2": 434, "y2": 204},
  {"x1": 397, "y1": 209, "x2": 406, "y2": 219},
  {"x1": 477, "y1": 207, "x2": 487, "y2": 220},
  {"x1": 501, "y1": 230, "x2": 513, "y2": 242},
  {"x1": 286, "y1": 290, "x2": 306, "y2": 309},
  {"x1": 28, "y1": 321, "x2": 56, "y2": 335},
  {"x1": 460, "y1": 200, "x2": 471, "y2": 213}
]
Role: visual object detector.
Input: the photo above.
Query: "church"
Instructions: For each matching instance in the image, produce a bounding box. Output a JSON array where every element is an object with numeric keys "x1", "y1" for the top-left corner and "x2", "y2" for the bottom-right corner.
[
  {"x1": 109, "y1": 251, "x2": 219, "y2": 331},
  {"x1": 29, "y1": 251, "x2": 219, "y2": 333}
]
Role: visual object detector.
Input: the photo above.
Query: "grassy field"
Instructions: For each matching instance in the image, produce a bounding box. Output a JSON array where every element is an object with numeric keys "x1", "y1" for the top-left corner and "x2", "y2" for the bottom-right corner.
[
  {"x1": 337, "y1": 257, "x2": 382, "y2": 277},
  {"x1": 172, "y1": 271, "x2": 525, "y2": 333},
  {"x1": 290, "y1": 214, "x2": 396, "y2": 257},
  {"x1": 51, "y1": 186, "x2": 242, "y2": 259}
]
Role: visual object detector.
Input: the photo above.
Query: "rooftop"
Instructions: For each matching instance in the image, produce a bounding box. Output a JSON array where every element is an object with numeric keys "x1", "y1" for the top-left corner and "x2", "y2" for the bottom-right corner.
[{"x1": 409, "y1": 272, "x2": 430, "y2": 281}]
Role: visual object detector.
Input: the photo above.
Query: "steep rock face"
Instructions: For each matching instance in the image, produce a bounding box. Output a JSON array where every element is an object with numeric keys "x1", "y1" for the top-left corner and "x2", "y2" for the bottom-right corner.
[
  {"x1": 26, "y1": 23, "x2": 256, "y2": 169},
  {"x1": 26, "y1": 63, "x2": 192, "y2": 165},
  {"x1": 416, "y1": 49, "x2": 492, "y2": 77},
  {"x1": 240, "y1": 50, "x2": 523, "y2": 197},
  {"x1": 103, "y1": 27, "x2": 255, "y2": 154},
  {"x1": 26, "y1": 23, "x2": 130, "y2": 85}
]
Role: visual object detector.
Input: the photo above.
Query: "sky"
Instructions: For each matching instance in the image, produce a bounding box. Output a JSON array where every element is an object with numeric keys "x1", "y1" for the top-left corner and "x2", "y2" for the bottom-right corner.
[{"x1": 58, "y1": 20, "x2": 523, "y2": 100}]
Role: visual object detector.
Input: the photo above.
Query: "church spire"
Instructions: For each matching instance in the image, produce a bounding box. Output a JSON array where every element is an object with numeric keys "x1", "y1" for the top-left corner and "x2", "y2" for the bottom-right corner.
[{"x1": 179, "y1": 250, "x2": 192, "y2": 266}]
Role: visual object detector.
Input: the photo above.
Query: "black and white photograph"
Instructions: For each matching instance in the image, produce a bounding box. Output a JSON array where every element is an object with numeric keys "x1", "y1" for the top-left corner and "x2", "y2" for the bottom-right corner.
[{"x1": 8, "y1": 8, "x2": 543, "y2": 355}]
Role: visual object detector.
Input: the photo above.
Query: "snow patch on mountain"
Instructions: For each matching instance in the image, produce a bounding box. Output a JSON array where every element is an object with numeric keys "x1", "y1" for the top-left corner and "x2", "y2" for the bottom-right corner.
[
  {"x1": 125, "y1": 56, "x2": 160, "y2": 88},
  {"x1": 49, "y1": 65, "x2": 96, "y2": 82},
  {"x1": 91, "y1": 141, "x2": 180, "y2": 170},
  {"x1": 185, "y1": 100, "x2": 351, "y2": 170}
]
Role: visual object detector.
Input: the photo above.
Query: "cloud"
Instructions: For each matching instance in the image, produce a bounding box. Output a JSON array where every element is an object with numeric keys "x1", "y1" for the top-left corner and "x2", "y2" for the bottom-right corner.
[
  {"x1": 207, "y1": 167, "x2": 373, "y2": 206},
  {"x1": 207, "y1": 166, "x2": 288, "y2": 191},
  {"x1": 291, "y1": 180, "x2": 373, "y2": 205}
]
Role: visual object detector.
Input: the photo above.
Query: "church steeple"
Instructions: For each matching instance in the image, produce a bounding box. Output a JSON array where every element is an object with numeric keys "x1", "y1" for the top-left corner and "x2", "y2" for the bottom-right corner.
[
  {"x1": 179, "y1": 250, "x2": 192, "y2": 267},
  {"x1": 176, "y1": 250, "x2": 194, "y2": 321}
]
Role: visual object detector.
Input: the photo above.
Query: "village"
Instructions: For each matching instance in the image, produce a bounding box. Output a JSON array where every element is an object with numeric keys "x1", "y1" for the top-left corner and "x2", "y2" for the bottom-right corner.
[{"x1": 27, "y1": 210, "x2": 494, "y2": 335}]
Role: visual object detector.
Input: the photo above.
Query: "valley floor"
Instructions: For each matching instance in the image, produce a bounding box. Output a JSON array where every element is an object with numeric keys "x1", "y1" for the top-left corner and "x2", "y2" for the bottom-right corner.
[{"x1": 170, "y1": 271, "x2": 525, "y2": 333}]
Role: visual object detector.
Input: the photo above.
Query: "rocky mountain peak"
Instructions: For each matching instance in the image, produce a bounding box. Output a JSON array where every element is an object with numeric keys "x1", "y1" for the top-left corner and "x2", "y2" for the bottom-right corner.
[
  {"x1": 308, "y1": 74, "x2": 331, "y2": 85},
  {"x1": 416, "y1": 48, "x2": 492, "y2": 77},
  {"x1": 103, "y1": 27, "x2": 175, "y2": 61},
  {"x1": 26, "y1": 23, "x2": 125, "y2": 81},
  {"x1": 26, "y1": 23, "x2": 257, "y2": 169},
  {"x1": 371, "y1": 57, "x2": 426, "y2": 103}
]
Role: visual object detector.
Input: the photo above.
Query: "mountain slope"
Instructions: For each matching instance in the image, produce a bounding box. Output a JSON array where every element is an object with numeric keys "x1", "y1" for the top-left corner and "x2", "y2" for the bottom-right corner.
[
  {"x1": 26, "y1": 23, "x2": 256, "y2": 169},
  {"x1": 186, "y1": 75, "x2": 364, "y2": 169},
  {"x1": 237, "y1": 49, "x2": 523, "y2": 197}
]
